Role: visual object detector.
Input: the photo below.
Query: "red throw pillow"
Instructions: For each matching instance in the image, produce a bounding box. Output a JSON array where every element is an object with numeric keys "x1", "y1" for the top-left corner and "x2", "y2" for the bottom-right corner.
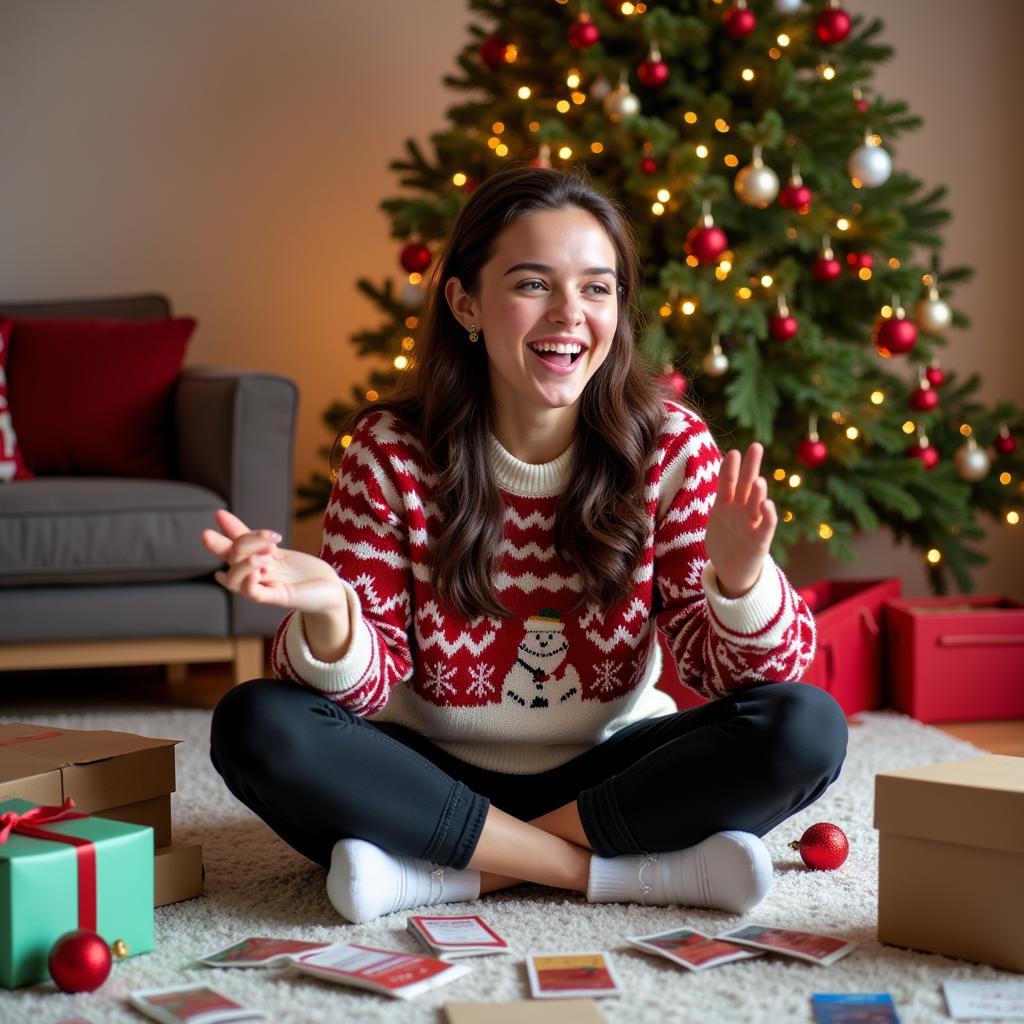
[
  {"x1": 0, "y1": 319, "x2": 34, "y2": 481},
  {"x1": 6, "y1": 316, "x2": 196, "y2": 478}
]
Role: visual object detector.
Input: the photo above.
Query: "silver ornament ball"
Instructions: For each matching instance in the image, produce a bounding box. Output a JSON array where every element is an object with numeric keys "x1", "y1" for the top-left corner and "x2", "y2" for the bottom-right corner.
[
  {"x1": 848, "y1": 143, "x2": 892, "y2": 188},
  {"x1": 734, "y1": 162, "x2": 780, "y2": 208},
  {"x1": 774, "y1": 0, "x2": 803, "y2": 11},
  {"x1": 603, "y1": 87, "x2": 640, "y2": 122},
  {"x1": 702, "y1": 349, "x2": 730, "y2": 377},
  {"x1": 589, "y1": 76, "x2": 612, "y2": 102},
  {"x1": 954, "y1": 442, "x2": 991, "y2": 482},
  {"x1": 915, "y1": 297, "x2": 952, "y2": 334},
  {"x1": 401, "y1": 281, "x2": 425, "y2": 308}
]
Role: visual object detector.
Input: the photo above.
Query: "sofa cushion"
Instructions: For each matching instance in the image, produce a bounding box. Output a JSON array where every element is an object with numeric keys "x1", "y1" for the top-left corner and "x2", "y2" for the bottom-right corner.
[
  {"x1": 5, "y1": 316, "x2": 196, "y2": 478},
  {"x1": 0, "y1": 319, "x2": 33, "y2": 482},
  {"x1": 0, "y1": 478, "x2": 224, "y2": 585}
]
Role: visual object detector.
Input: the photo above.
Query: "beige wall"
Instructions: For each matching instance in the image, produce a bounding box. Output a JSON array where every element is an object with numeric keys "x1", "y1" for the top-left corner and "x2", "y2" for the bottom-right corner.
[{"x1": 2, "y1": 0, "x2": 1020, "y2": 595}]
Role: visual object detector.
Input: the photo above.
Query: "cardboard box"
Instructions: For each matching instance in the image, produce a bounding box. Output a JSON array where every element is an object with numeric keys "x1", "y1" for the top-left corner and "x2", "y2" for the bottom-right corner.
[
  {"x1": 0, "y1": 723, "x2": 178, "y2": 812},
  {"x1": 98, "y1": 794, "x2": 172, "y2": 848},
  {"x1": 885, "y1": 597, "x2": 1024, "y2": 722},
  {"x1": 798, "y1": 578, "x2": 902, "y2": 715},
  {"x1": 875, "y1": 754, "x2": 1024, "y2": 973},
  {"x1": 0, "y1": 797, "x2": 154, "y2": 988},
  {"x1": 154, "y1": 842, "x2": 204, "y2": 907}
]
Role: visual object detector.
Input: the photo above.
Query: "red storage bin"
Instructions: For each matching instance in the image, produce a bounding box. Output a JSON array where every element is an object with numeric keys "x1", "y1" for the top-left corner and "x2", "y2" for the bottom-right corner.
[
  {"x1": 885, "y1": 596, "x2": 1024, "y2": 722},
  {"x1": 797, "y1": 578, "x2": 902, "y2": 715}
]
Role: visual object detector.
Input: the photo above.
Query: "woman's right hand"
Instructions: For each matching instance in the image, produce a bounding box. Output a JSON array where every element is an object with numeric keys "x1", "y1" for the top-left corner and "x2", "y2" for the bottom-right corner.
[{"x1": 201, "y1": 509, "x2": 348, "y2": 617}]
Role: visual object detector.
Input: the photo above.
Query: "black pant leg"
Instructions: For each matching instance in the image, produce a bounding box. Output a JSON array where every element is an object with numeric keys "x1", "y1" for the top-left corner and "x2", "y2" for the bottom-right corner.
[
  {"x1": 209, "y1": 679, "x2": 490, "y2": 869},
  {"x1": 577, "y1": 682, "x2": 848, "y2": 857}
]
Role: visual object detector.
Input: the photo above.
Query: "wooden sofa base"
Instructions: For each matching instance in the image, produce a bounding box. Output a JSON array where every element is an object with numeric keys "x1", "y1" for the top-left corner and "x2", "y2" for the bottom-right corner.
[{"x1": 0, "y1": 636, "x2": 265, "y2": 686}]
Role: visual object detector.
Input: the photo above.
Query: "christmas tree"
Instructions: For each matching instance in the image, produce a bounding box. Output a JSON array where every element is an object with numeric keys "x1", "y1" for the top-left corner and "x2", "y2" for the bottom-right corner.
[{"x1": 298, "y1": 0, "x2": 1022, "y2": 592}]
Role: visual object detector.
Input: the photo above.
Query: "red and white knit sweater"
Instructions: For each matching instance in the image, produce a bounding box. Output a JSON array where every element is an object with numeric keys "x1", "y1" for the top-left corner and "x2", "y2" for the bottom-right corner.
[{"x1": 272, "y1": 402, "x2": 816, "y2": 774}]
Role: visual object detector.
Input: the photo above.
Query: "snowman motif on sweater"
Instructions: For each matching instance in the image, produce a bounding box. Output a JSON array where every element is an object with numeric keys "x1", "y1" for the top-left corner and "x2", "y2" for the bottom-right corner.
[{"x1": 503, "y1": 609, "x2": 581, "y2": 711}]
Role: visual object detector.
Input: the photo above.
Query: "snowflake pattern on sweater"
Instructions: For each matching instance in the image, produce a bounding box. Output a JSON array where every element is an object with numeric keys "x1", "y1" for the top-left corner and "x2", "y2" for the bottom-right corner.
[{"x1": 272, "y1": 402, "x2": 816, "y2": 774}]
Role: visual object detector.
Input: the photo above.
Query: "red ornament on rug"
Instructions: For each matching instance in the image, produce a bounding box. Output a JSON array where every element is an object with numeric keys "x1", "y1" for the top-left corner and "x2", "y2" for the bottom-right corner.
[
  {"x1": 479, "y1": 35, "x2": 510, "y2": 70},
  {"x1": 49, "y1": 930, "x2": 113, "y2": 993},
  {"x1": 789, "y1": 822, "x2": 849, "y2": 870},
  {"x1": 568, "y1": 14, "x2": 600, "y2": 51},
  {"x1": 815, "y1": 3, "x2": 853, "y2": 45},
  {"x1": 723, "y1": 1, "x2": 757, "y2": 39},
  {"x1": 400, "y1": 242, "x2": 431, "y2": 275}
]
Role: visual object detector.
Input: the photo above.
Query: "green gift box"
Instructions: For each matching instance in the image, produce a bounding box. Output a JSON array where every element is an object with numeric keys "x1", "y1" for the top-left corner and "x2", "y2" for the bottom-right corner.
[{"x1": 0, "y1": 797, "x2": 154, "y2": 988}]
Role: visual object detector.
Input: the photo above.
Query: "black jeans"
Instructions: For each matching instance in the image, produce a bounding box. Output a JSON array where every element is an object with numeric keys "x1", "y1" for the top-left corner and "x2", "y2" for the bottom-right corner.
[{"x1": 210, "y1": 678, "x2": 847, "y2": 870}]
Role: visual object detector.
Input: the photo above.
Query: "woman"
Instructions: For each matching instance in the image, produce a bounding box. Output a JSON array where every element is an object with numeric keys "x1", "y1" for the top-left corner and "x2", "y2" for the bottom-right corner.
[{"x1": 205, "y1": 165, "x2": 845, "y2": 924}]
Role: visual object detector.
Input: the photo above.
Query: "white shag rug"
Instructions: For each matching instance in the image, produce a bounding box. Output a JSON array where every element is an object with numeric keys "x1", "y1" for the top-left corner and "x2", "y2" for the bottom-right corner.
[{"x1": 1, "y1": 702, "x2": 1018, "y2": 1024}]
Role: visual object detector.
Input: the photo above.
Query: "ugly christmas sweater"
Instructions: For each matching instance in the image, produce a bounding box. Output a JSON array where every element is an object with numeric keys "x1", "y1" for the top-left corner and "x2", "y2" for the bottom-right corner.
[{"x1": 272, "y1": 402, "x2": 817, "y2": 774}]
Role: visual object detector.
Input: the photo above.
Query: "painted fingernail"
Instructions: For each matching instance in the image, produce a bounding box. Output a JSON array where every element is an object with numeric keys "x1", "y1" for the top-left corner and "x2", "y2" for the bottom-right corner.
[{"x1": 269, "y1": 531, "x2": 283, "y2": 542}]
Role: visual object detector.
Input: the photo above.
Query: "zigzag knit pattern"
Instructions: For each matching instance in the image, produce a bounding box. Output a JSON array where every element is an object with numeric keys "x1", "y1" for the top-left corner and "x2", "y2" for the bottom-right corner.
[{"x1": 272, "y1": 402, "x2": 817, "y2": 774}]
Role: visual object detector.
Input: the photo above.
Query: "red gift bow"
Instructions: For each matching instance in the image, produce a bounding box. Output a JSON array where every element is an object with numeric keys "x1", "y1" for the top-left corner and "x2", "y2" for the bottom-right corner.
[{"x1": 0, "y1": 798, "x2": 97, "y2": 931}]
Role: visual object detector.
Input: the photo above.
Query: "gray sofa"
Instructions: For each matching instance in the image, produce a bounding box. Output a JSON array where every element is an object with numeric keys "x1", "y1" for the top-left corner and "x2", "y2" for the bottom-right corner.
[{"x1": 0, "y1": 294, "x2": 298, "y2": 683}]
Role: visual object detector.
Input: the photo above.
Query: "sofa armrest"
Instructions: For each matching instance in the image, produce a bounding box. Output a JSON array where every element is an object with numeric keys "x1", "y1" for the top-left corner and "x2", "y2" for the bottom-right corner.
[{"x1": 175, "y1": 367, "x2": 299, "y2": 637}]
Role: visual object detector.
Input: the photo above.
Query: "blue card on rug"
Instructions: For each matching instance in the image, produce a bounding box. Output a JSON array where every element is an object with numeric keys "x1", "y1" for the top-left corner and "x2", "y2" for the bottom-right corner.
[
  {"x1": 812, "y1": 993, "x2": 900, "y2": 1023},
  {"x1": 943, "y1": 979, "x2": 1024, "y2": 1020}
]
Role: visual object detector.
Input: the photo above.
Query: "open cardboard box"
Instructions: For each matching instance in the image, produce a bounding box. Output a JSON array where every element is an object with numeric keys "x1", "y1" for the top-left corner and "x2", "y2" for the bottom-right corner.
[{"x1": 155, "y1": 842, "x2": 204, "y2": 907}]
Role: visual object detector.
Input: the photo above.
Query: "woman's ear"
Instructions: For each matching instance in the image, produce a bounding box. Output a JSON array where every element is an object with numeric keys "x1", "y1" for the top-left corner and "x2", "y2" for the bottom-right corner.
[{"x1": 444, "y1": 276, "x2": 478, "y2": 328}]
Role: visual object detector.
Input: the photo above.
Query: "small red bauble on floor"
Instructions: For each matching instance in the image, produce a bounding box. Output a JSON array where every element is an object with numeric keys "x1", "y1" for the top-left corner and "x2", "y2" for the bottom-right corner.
[
  {"x1": 49, "y1": 929, "x2": 113, "y2": 993},
  {"x1": 790, "y1": 822, "x2": 849, "y2": 870}
]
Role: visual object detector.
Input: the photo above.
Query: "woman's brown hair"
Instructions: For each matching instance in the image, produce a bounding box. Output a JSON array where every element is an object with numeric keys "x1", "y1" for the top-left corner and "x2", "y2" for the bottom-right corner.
[{"x1": 342, "y1": 164, "x2": 674, "y2": 620}]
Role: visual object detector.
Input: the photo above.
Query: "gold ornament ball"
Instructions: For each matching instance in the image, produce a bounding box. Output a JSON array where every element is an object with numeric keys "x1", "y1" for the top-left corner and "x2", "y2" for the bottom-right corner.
[
  {"x1": 734, "y1": 162, "x2": 780, "y2": 208},
  {"x1": 915, "y1": 296, "x2": 952, "y2": 334},
  {"x1": 111, "y1": 939, "x2": 129, "y2": 960},
  {"x1": 702, "y1": 349, "x2": 730, "y2": 377},
  {"x1": 954, "y1": 442, "x2": 991, "y2": 483}
]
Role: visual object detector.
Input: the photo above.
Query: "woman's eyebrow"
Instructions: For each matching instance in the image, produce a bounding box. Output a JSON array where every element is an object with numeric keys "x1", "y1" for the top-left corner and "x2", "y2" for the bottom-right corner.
[{"x1": 503, "y1": 262, "x2": 616, "y2": 277}]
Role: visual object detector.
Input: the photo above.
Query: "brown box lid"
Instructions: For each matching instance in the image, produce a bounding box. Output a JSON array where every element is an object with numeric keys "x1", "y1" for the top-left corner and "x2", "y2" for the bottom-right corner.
[
  {"x1": 0, "y1": 723, "x2": 179, "y2": 812},
  {"x1": 154, "y1": 842, "x2": 204, "y2": 907},
  {"x1": 875, "y1": 754, "x2": 1024, "y2": 855}
]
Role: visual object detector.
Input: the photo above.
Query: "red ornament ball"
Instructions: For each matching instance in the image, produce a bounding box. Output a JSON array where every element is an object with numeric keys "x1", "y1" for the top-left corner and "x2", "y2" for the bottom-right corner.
[
  {"x1": 779, "y1": 183, "x2": 812, "y2": 214},
  {"x1": 770, "y1": 313, "x2": 799, "y2": 342},
  {"x1": 855, "y1": 96, "x2": 869, "y2": 113},
  {"x1": 796, "y1": 437, "x2": 828, "y2": 469},
  {"x1": 723, "y1": 3, "x2": 757, "y2": 38},
  {"x1": 399, "y1": 242, "x2": 431, "y2": 275},
  {"x1": 663, "y1": 370, "x2": 688, "y2": 398},
  {"x1": 846, "y1": 251, "x2": 873, "y2": 272},
  {"x1": 568, "y1": 16, "x2": 600, "y2": 50},
  {"x1": 638, "y1": 156, "x2": 658, "y2": 175},
  {"x1": 815, "y1": 6, "x2": 853, "y2": 45},
  {"x1": 790, "y1": 822, "x2": 849, "y2": 870},
  {"x1": 909, "y1": 443, "x2": 940, "y2": 470},
  {"x1": 638, "y1": 58, "x2": 670, "y2": 88},
  {"x1": 812, "y1": 255, "x2": 842, "y2": 282},
  {"x1": 479, "y1": 35, "x2": 510, "y2": 71},
  {"x1": 910, "y1": 385, "x2": 939, "y2": 412},
  {"x1": 996, "y1": 433, "x2": 1018, "y2": 456},
  {"x1": 685, "y1": 224, "x2": 729, "y2": 264},
  {"x1": 925, "y1": 364, "x2": 946, "y2": 388},
  {"x1": 49, "y1": 930, "x2": 112, "y2": 993},
  {"x1": 874, "y1": 317, "x2": 917, "y2": 357}
]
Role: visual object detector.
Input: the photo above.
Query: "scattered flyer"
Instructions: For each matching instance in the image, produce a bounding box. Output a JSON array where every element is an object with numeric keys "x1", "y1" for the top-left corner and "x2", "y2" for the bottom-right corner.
[
  {"x1": 943, "y1": 979, "x2": 1024, "y2": 1020},
  {"x1": 129, "y1": 983, "x2": 264, "y2": 1024},
  {"x1": 291, "y1": 943, "x2": 471, "y2": 1000},
  {"x1": 526, "y1": 953, "x2": 622, "y2": 999},
  {"x1": 197, "y1": 936, "x2": 330, "y2": 968},
  {"x1": 408, "y1": 915, "x2": 512, "y2": 960},
  {"x1": 716, "y1": 924, "x2": 858, "y2": 967},
  {"x1": 625, "y1": 927, "x2": 762, "y2": 972},
  {"x1": 812, "y1": 993, "x2": 901, "y2": 1023}
]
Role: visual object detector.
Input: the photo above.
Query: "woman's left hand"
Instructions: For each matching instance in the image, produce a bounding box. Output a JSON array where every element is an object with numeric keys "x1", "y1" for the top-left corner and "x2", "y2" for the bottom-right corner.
[{"x1": 704, "y1": 443, "x2": 778, "y2": 598}]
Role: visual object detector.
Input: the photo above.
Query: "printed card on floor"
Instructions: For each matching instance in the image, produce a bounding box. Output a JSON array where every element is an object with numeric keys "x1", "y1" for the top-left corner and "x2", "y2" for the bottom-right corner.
[
  {"x1": 625, "y1": 927, "x2": 762, "y2": 972},
  {"x1": 716, "y1": 924, "x2": 858, "y2": 967},
  {"x1": 129, "y1": 983, "x2": 264, "y2": 1024},
  {"x1": 408, "y1": 915, "x2": 511, "y2": 960},
  {"x1": 526, "y1": 953, "x2": 621, "y2": 999},
  {"x1": 197, "y1": 936, "x2": 330, "y2": 968},
  {"x1": 291, "y1": 943, "x2": 471, "y2": 1000},
  {"x1": 943, "y1": 979, "x2": 1024, "y2": 1020},
  {"x1": 812, "y1": 993, "x2": 901, "y2": 1023}
]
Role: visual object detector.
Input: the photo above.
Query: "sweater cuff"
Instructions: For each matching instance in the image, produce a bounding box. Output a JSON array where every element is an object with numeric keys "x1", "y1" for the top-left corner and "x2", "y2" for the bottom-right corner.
[
  {"x1": 702, "y1": 555, "x2": 786, "y2": 639},
  {"x1": 283, "y1": 579, "x2": 374, "y2": 694}
]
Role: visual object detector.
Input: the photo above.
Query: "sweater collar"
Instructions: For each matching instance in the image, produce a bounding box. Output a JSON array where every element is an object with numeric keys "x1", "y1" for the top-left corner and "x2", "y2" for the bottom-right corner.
[{"x1": 488, "y1": 433, "x2": 575, "y2": 496}]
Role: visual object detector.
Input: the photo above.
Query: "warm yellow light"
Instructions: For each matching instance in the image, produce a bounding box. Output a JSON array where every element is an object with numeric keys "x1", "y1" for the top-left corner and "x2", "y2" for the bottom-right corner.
[
  {"x1": 491, "y1": 121, "x2": 505, "y2": 134},
  {"x1": 769, "y1": 47, "x2": 782, "y2": 60},
  {"x1": 684, "y1": 110, "x2": 698, "y2": 124},
  {"x1": 657, "y1": 188, "x2": 671, "y2": 202},
  {"x1": 401, "y1": 337, "x2": 415, "y2": 352},
  {"x1": 715, "y1": 266, "x2": 730, "y2": 281},
  {"x1": 859, "y1": 267, "x2": 873, "y2": 281},
  {"x1": 888, "y1": 257, "x2": 901, "y2": 269},
  {"x1": 1008, "y1": 511, "x2": 1022, "y2": 526},
  {"x1": 487, "y1": 137, "x2": 500, "y2": 149},
  {"x1": 831, "y1": 411, "x2": 845, "y2": 424},
  {"x1": 517, "y1": 86, "x2": 532, "y2": 99},
  {"x1": 621, "y1": 1, "x2": 636, "y2": 12},
  {"x1": 591, "y1": 141, "x2": 604, "y2": 153},
  {"x1": 556, "y1": 99, "x2": 571, "y2": 113},
  {"x1": 695, "y1": 144, "x2": 710, "y2": 158},
  {"x1": 789, "y1": 474, "x2": 802, "y2": 488},
  {"x1": 922, "y1": 273, "x2": 934, "y2": 287},
  {"x1": 528, "y1": 120, "x2": 540, "y2": 132},
  {"x1": 394, "y1": 355, "x2": 409, "y2": 371},
  {"x1": 1000, "y1": 472, "x2": 1012, "y2": 485},
  {"x1": 820, "y1": 64, "x2": 836, "y2": 80},
  {"x1": 341, "y1": 434, "x2": 353, "y2": 448},
  {"x1": 719, "y1": 259, "x2": 733, "y2": 272},
  {"x1": 783, "y1": 510, "x2": 794, "y2": 522},
  {"x1": 851, "y1": 177, "x2": 863, "y2": 190},
  {"x1": 495, "y1": 143, "x2": 509, "y2": 157},
  {"x1": 566, "y1": 71, "x2": 581, "y2": 89},
  {"x1": 659, "y1": 303, "x2": 673, "y2": 317},
  {"x1": 846, "y1": 426, "x2": 860, "y2": 440},
  {"x1": 871, "y1": 133, "x2": 883, "y2": 146},
  {"x1": 737, "y1": 286, "x2": 752, "y2": 300},
  {"x1": 870, "y1": 390, "x2": 885, "y2": 405},
  {"x1": 686, "y1": 254, "x2": 700, "y2": 267},
  {"x1": 405, "y1": 316, "x2": 418, "y2": 328},
  {"x1": 681, "y1": 300, "x2": 697, "y2": 315},
  {"x1": 777, "y1": 33, "x2": 791, "y2": 46},
  {"x1": 558, "y1": 146, "x2": 572, "y2": 159},
  {"x1": 715, "y1": 118, "x2": 730, "y2": 133},
  {"x1": 724, "y1": 153, "x2": 739, "y2": 167},
  {"x1": 902, "y1": 421, "x2": 916, "y2": 434},
  {"x1": 741, "y1": 67, "x2": 755, "y2": 82},
  {"x1": 773, "y1": 468, "x2": 786, "y2": 481},
  {"x1": 364, "y1": 391, "x2": 378, "y2": 402},
  {"x1": 926, "y1": 548, "x2": 942, "y2": 564},
  {"x1": 408, "y1": 272, "x2": 422, "y2": 285},
  {"x1": 760, "y1": 274, "x2": 774, "y2": 288},
  {"x1": 960, "y1": 423, "x2": 973, "y2": 437},
  {"x1": 505, "y1": 45, "x2": 518, "y2": 62},
  {"x1": 836, "y1": 217, "x2": 850, "y2": 231},
  {"x1": 453, "y1": 173, "x2": 468, "y2": 188},
  {"x1": 651, "y1": 202, "x2": 665, "y2": 216},
  {"x1": 819, "y1": 524, "x2": 834, "y2": 540},
  {"x1": 571, "y1": 91, "x2": 586, "y2": 104}
]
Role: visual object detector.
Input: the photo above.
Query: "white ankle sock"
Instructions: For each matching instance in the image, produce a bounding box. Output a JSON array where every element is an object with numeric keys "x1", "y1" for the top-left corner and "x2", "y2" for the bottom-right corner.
[
  {"x1": 326, "y1": 838, "x2": 481, "y2": 924},
  {"x1": 586, "y1": 831, "x2": 772, "y2": 915}
]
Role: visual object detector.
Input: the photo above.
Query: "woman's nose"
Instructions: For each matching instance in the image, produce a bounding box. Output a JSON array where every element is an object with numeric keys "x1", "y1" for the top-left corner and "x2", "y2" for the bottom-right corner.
[{"x1": 548, "y1": 291, "x2": 584, "y2": 326}]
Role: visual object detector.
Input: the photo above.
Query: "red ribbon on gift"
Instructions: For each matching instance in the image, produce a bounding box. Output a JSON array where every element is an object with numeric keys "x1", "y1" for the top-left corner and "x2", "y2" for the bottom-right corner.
[{"x1": 0, "y1": 798, "x2": 97, "y2": 931}]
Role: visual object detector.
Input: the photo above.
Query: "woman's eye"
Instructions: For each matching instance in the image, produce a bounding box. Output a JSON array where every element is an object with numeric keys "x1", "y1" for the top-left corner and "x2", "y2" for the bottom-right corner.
[{"x1": 516, "y1": 281, "x2": 612, "y2": 295}]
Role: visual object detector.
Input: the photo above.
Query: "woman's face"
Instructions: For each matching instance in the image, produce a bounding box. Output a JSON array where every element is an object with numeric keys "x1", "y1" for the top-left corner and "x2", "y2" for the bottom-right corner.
[{"x1": 449, "y1": 205, "x2": 620, "y2": 418}]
